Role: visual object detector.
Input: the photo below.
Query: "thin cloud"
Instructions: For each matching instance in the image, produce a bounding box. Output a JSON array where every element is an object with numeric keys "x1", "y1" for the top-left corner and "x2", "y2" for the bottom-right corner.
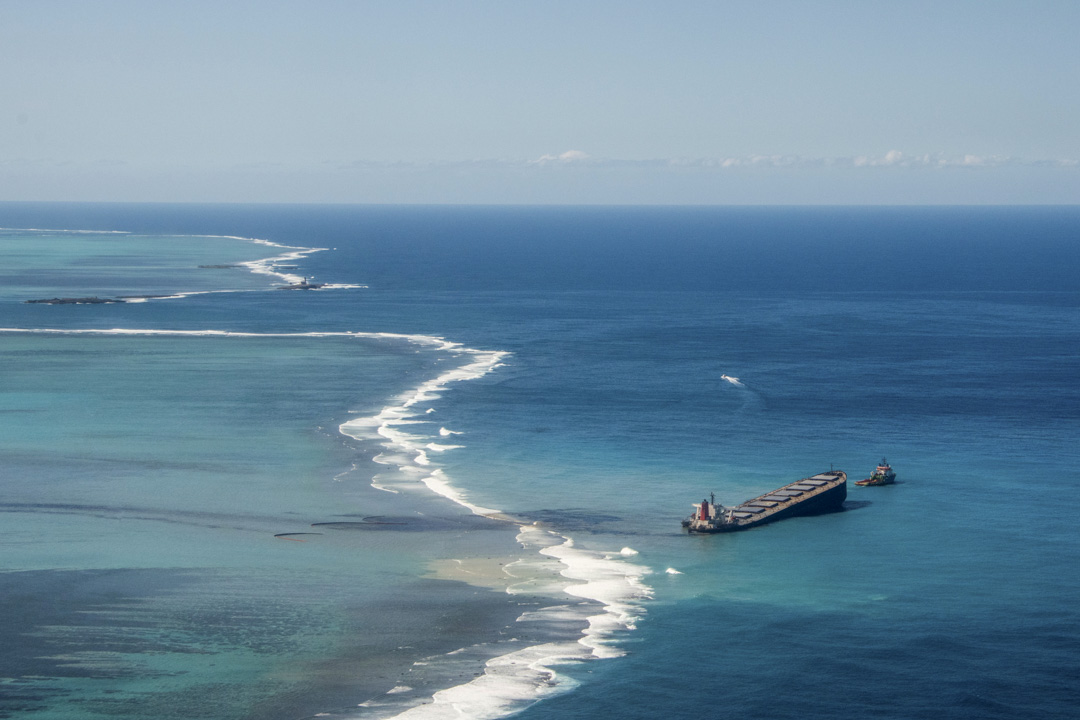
[
  {"x1": 843, "y1": 151, "x2": 1043, "y2": 169},
  {"x1": 213, "y1": 152, "x2": 1080, "y2": 174},
  {"x1": 7, "y1": 152, "x2": 1073, "y2": 173},
  {"x1": 523, "y1": 151, "x2": 1080, "y2": 170},
  {"x1": 532, "y1": 150, "x2": 591, "y2": 165}
]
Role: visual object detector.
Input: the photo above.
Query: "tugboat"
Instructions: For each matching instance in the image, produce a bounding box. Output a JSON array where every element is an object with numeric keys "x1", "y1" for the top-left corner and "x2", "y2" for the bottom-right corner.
[{"x1": 855, "y1": 457, "x2": 896, "y2": 486}]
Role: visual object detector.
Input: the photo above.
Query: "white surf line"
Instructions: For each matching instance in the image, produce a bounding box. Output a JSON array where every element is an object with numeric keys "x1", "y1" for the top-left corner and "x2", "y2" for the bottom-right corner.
[
  {"x1": 204, "y1": 235, "x2": 367, "y2": 289},
  {"x1": 5, "y1": 227, "x2": 364, "y2": 298},
  {"x1": 0, "y1": 328, "x2": 460, "y2": 345},
  {"x1": 0, "y1": 328, "x2": 504, "y2": 510},
  {"x1": 119, "y1": 288, "x2": 271, "y2": 303},
  {"x1": 163, "y1": 233, "x2": 367, "y2": 293},
  {"x1": 373, "y1": 526, "x2": 651, "y2": 720},
  {"x1": 331, "y1": 336, "x2": 656, "y2": 720},
  {"x1": 239, "y1": 236, "x2": 330, "y2": 286},
  {"x1": 339, "y1": 343, "x2": 510, "y2": 517},
  {"x1": 537, "y1": 530, "x2": 652, "y2": 660},
  {"x1": 721, "y1": 373, "x2": 744, "y2": 386},
  {"x1": 1, "y1": 325, "x2": 497, "y2": 511},
  {"x1": 2, "y1": 325, "x2": 654, "y2": 720},
  {"x1": 0, "y1": 227, "x2": 131, "y2": 234}
]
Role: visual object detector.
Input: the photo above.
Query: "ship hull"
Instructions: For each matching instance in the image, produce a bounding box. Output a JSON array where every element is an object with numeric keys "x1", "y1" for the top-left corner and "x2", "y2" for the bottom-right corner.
[
  {"x1": 684, "y1": 471, "x2": 847, "y2": 534},
  {"x1": 855, "y1": 477, "x2": 895, "y2": 486}
]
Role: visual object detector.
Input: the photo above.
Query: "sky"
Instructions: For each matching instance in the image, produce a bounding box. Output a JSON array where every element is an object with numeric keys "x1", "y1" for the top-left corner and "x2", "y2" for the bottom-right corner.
[{"x1": 2, "y1": 0, "x2": 1078, "y2": 204}]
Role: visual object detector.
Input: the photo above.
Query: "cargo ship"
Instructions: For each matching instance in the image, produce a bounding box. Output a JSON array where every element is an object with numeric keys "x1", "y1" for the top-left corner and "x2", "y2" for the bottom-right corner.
[
  {"x1": 855, "y1": 458, "x2": 896, "y2": 486},
  {"x1": 682, "y1": 470, "x2": 847, "y2": 533}
]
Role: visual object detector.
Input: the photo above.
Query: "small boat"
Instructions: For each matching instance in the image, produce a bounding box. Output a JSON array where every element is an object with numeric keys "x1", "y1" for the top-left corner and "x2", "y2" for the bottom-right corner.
[{"x1": 855, "y1": 457, "x2": 896, "y2": 486}]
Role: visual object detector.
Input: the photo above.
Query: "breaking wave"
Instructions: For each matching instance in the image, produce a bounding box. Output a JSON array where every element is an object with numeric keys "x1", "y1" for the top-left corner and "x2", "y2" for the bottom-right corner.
[
  {"x1": 0, "y1": 325, "x2": 653, "y2": 720},
  {"x1": 332, "y1": 338, "x2": 652, "y2": 719}
]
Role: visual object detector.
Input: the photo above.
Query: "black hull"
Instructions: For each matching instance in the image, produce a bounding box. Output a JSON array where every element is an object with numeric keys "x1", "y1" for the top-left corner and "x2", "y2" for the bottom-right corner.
[{"x1": 685, "y1": 471, "x2": 847, "y2": 534}]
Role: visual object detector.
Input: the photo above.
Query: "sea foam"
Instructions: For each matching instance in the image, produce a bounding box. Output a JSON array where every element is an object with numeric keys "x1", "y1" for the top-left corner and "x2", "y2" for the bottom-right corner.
[
  {"x1": 330, "y1": 336, "x2": 653, "y2": 719},
  {"x1": 1, "y1": 326, "x2": 653, "y2": 720},
  {"x1": 7, "y1": 228, "x2": 364, "y2": 302},
  {"x1": 367, "y1": 525, "x2": 650, "y2": 720},
  {"x1": 239, "y1": 237, "x2": 329, "y2": 286},
  {"x1": 338, "y1": 340, "x2": 509, "y2": 515}
]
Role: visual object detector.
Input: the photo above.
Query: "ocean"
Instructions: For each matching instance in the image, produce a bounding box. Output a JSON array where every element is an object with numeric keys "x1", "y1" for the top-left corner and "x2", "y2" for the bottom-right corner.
[{"x1": 1, "y1": 203, "x2": 1078, "y2": 720}]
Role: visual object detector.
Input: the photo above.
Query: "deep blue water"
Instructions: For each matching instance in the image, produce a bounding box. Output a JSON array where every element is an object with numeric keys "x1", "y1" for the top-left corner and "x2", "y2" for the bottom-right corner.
[{"x1": 1, "y1": 203, "x2": 1078, "y2": 720}]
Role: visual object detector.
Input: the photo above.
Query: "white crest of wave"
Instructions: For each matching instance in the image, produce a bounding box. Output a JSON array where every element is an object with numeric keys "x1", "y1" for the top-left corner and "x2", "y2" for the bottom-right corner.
[
  {"x1": 123, "y1": 289, "x2": 269, "y2": 304},
  {"x1": 4, "y1": 327, "x2": 656, "y2": 720},
  {"x1": 536, "y1": 530, "x2": 652, "y2": 657},
  {"x1": 721, "y1": 373, "x2": 744, "y2": 386},
  {"x1": 425, "y1": 443, "x2": 463, "y2": 452},
  {"x1": 377, "y1": 525, "x2": 652, "y2": 720},
  {"x1": 237, "y1": 237, "x2": 329, "y2": 287},
  {"x1": 419, "y1": 469, "x2": 501, "y2": 517},
  {"x1": 335, "y1": 338, "x2": 510, "y2": 517},
  {"x1": 377, "y1": 643, "x2": 576, "y2": 720},
  {"x1": 0, "y1": 226, "x2": 130, "y2": 234},
  {"x1": 665, "y1": 567, "x2": 683, "y2": 575},
  {"x1": 2, "y1": 228, "x2": 366, "y2": 305}
]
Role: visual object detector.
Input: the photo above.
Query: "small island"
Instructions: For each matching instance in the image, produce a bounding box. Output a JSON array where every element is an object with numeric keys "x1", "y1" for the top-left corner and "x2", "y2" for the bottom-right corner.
[{"x1": 25, "y1": 297, "x2": 122, "y2": 305}]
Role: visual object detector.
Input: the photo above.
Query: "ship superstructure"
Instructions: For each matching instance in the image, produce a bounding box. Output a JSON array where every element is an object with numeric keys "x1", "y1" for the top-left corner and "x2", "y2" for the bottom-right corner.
[{"x1": 855, "y1": 458, "x2": 896, "y2": 486}]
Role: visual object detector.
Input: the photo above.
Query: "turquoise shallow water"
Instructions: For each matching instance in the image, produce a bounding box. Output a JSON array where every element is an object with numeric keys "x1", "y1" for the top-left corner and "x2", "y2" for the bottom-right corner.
[
  {"x1": 1, "y1": 333, "x2": 425, "y2": 517},
  {"x1": 0, "y1": 228, "x2": 285, "y2": 301},
  {"x1": 0, "y1": 327, "x2": 535, "y2": 719},
  {"x1": 0, "y1": 226, "x2": 540, "y2": 719},
  {"x1": 2, "y1": 204, "x2": 1079, "y2": 719}
]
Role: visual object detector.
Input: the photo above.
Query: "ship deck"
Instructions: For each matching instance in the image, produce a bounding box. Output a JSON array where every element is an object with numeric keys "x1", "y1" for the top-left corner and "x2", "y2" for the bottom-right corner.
[
  {"x1": 728, "y1": 471, "x2": 846, "y2": 525},
  {"x1": 686, "y1": 471, "x2": 847, "y2": 533}
]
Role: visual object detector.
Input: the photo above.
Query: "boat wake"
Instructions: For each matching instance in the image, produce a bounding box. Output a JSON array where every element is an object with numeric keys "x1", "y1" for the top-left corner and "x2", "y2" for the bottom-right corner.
[{"x1": 720, "y1": 371, "x2": 768, "y2": 414}]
